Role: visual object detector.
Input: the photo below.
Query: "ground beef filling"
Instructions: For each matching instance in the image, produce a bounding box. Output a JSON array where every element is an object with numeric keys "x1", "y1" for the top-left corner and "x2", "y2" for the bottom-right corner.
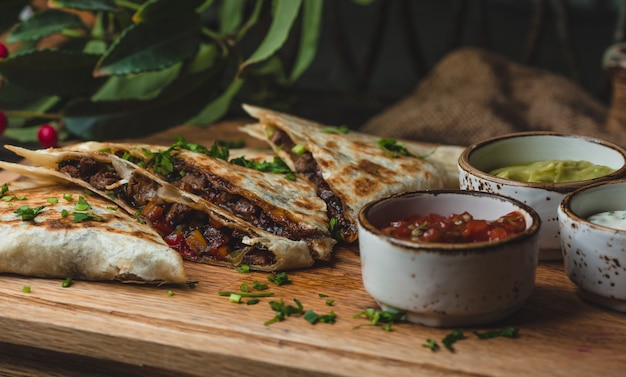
[
  {"x1": 57, "y1": 158, "x2": 276, "y2": 266},
  {"x1": 270, "y1": 130, "x2": 357, "y2": 243}
]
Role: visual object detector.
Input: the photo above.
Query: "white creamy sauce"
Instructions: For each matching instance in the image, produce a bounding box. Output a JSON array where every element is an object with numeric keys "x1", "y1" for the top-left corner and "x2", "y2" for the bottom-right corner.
[{"x1": 588, "y1": 210, "x2": 626, "y2": 230}]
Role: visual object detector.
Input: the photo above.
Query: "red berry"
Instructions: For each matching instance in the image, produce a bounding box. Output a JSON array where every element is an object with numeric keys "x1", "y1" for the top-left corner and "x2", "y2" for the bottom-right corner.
[
  {"x1": 0, "y1": 112, "x2": 7, "y2": 136},
  {"x1": 0, "y1": 43, "x2": 8, "y2": 59},
  {"x1": 37, "y1": 124, "x2": 58, "y2": 148}
]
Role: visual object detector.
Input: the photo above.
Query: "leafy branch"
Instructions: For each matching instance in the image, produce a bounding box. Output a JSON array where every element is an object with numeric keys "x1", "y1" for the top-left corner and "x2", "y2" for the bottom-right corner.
[{"x1": 0, "y1": 0, "x2": 327, "y2": 142}]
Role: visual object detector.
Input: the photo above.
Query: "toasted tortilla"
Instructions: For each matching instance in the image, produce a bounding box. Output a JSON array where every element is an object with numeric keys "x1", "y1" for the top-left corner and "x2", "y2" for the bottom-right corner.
[
  {"x1": 0, "y1": 184, "x2": 187, "y2": 284},
  {"x1": 1, "y1": 146, "x2": 335, "y2": 271},
  {"x1": 240, "y1": 104, "x2": 455, "y2": 243}
]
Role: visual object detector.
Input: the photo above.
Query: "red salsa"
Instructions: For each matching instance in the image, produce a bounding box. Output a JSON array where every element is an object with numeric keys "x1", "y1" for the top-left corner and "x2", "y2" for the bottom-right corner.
[{"x1": 380, "y1": 211, "x2": 526, "y2": 243}]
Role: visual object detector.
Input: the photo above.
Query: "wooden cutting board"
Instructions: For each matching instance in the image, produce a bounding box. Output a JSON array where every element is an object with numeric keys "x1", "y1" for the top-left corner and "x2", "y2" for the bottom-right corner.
[{"x1": 0, "y1": 120, "x2": 625, "y2": 377}]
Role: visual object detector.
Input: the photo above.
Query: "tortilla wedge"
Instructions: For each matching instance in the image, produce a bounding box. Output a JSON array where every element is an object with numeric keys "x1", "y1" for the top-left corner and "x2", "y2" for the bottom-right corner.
[
  {"x1": 240, "y1": 104, "x2": 455, "y2": 243},
  {"x1": 1, "y1": 145, "x2": 335, "y2": 271},
  {"x1": 0, "y1": 183, "x2": 187, "y2": 284}
]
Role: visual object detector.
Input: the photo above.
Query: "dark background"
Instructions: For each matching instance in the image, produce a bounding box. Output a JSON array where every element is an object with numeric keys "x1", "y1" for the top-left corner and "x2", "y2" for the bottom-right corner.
[{"x1": 282, "y1": 0, "x2": 623, "y2": 128}]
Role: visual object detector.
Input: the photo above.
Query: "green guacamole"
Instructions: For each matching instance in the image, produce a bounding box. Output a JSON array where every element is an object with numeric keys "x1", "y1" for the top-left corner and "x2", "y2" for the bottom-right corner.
[{"x1": 489, "y1": 160, "x2": 616, "y2": 183}]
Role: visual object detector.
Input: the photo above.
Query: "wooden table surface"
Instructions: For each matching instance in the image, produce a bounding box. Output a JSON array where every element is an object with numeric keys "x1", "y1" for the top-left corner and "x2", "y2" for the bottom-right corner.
[{"x1": 1, "y1": 120, "x2": 625, "y2": 377}]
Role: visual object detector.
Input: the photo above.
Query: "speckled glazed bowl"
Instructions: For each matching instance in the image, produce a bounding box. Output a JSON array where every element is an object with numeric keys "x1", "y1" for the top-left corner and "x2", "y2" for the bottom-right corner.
[
  {"x1": 458, "y1": 132, "x2": 626, "y2": 261},
  {"x1": 358, "y1": 190, "x2": 541, "y2": 328},
  {"x1": 558, "y1": 179, "x2": 626, "y2": 312}
]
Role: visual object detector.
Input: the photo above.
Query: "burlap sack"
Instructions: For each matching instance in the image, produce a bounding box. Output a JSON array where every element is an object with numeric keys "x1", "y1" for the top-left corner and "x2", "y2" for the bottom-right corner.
[{"x1": 360, "y1": 47, "x2": 626, "y2": 148}]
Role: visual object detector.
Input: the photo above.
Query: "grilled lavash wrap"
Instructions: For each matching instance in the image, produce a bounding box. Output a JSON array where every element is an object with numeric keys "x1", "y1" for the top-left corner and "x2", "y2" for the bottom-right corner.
[
  {"x1": 1, "y1": 145, "x2": 335, "y2": 271},
  {"x1": 240, "y1": 104, "x2": 455, "y2": 243},
  {"x1": 0, "y1": 184, "x2": 187, "y2": 284}
]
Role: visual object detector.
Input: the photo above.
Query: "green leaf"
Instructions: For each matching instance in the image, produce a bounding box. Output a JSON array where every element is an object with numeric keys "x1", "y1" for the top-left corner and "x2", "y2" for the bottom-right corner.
[
  {"x1": 48, "y1": 0, "x2": 119, "y2": 12},
  {"x1": 289, "y1": 0, "x2": 322, "y2": 82},
  {"x1": 62, "y1": 62, "x2": 226, "y2": 140},
  {"x1": 0, "y1": 0, "x2": 28, "y2": 35},
  {"x1": 239, "y1": 0, "x2": 302, "y2": 73},
  {"x1": 219, "y1": 0, "x2": 246, "y2": 34},
  {"x1": 0, "y1": 49, "x2": 105, "y2": 96},
  {"x1": 6, "y1": 9, "x2": 86, "y2": 43},
  {"x1": 94, "y1": 16, "x2": 201, "y2": 76},
  {"x1": 188, "y1": 77, "x2": 243, "y2": 125},
  {"x1": 92, "y1": 62, "x2": 182, "y2": 101},
  {"x1": 133, "y1": 0, "x2": 205, "y2": 23}
]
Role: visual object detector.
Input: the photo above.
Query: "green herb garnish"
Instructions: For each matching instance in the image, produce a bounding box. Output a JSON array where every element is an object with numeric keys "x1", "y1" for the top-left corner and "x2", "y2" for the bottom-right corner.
[
  {"x1": 0, "y1": 183, "x2": 9, "y2": 196},
  {"x1": 304, "y1": 309, "x2": 337, "y2": 324},
  {"x1": 423, "y1": 338, "x2": 440, "y2": 352},
  {"x1": 291, "y1": 143, "x2": 307, "y2": 156},
  {"x1": 47, "y1": 197, "x2": 58, "y2": 204},
  {"x1": 377, "y1": 138, "x2": 416, "y2": 158},
  {"x1": 264, "y1": 298, "x2": 304, "y2": 326},
  {"x1": 166, "y1": 290, "x2": 174, "y2": 297},
  {"x1": 71, "y1": 212, "x2": 105, "y2": 223},
  {"x1": 322, "y1": 125, "x2": 350, "y2": 134},
  {"x1": 62, "y1": 277, "x2": 73, "y2": 288},
  {"x1": 268, "y1": 272, "x2": 291, "y2": 286},
  {"x1": 230, "y1": 156, "x2": 296, "y2": 181},
  {"x1": 218, "y1": 291, "x2": 274, "y2": 298},
  {"x1": 229, "y1": 293, "x2": 242, "y2": 303},
  {"x1": 22, "y1": 285, "x2": 31, "y2": 293},
  {"x1": 63, "y1": 193, "x2": 73, "y2": 201},
  {"x1": 236, "y1": 264, "x2": 250, "y2": 273},
  {"x1": 353, "y1": 308, "x2": 405, "y2": 331},
  {"x1": 474, "y1": 326, "x2": 519, "y2": 339},
  {"x1": 253, "y1": 280, "x2": 269, "y2": 290},
  {"x1": 442, "y1": 329, "x2": 466, "y2": 352},
  {"x1": 247, "y1": 299, "x2": 261, "y2": 305},
  {"x1": 14, "y1": 205, "x2": 45, "y2": 221}
]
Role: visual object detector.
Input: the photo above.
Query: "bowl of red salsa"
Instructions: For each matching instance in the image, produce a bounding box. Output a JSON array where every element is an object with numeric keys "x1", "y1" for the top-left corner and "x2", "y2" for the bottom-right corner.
[{"x1": 358, "y1": 190, "x2": 541, "y2": 328}]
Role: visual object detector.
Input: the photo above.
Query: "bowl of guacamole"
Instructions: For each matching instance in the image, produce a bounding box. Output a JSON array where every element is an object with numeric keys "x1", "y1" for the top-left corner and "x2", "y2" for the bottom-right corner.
[{"x1": 458, "y1": 132, "x2": 626, "y2": 260}]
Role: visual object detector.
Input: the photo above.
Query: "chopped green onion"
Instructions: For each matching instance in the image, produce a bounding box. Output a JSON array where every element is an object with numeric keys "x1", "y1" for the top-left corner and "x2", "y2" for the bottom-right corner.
[
  {"x1": 236, "y1": 264, "x2": 250, "y2": 273},
  {"x1": 240, "y1": 282, "x2": 250, "y2": 292},
  {"x1": 253, "y1": 280, "x2": 269, "y2": 290},
  {"x1": 62, "y1": 277, "x2": 73, "y2": 288},
  {"x1": 291, "y1": 143, "x2": 307, "y2": 156},
  {"x1": 474, "y1": 327, "x2": 519, "y2": 339},
  {"x1": 166, "y1": 290, "x2": 174, "y2": 297},
  {"x1": 246, "y1": 299, "x2": 261, "y2": 305},
  {"x1": 442, "y1": 329, "x2": 466, "y2": 352},
  {"x1": 218, "y1": 291, "x2": 274, "y2": 298},
  {"x1": 268, "y1": 272, "x2": 291, "y2": 286},
  {"x1": 47, "y1": 197, "x2": 58, "y2": 204},
  {"x1": 229, "y1": 293, "x2": 242, "y2": 303},
  {"x1": 63, "y1": 193, "x2": 73, "y2": 201},
  {"x1": 322, "y1": 125, "x2": 350, "y2": 134},
  {"x1": 22, "y1": 285, "x2": 31, "y2": 293},
  {"x1": 423, "y1": 338, "x2": 440, "y2": 352}
]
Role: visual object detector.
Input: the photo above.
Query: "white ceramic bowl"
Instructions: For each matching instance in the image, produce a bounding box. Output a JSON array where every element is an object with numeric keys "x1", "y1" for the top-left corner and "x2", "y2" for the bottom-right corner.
[
  {"x1": 358, "y1": 190, "x2": 541, "y2": 328},
  {"x1": 458, "y1": 132, "x2": 626, "y2": 261},
  {"x1": 558, "y1": 179, "x2": 626, "y2": 312}
]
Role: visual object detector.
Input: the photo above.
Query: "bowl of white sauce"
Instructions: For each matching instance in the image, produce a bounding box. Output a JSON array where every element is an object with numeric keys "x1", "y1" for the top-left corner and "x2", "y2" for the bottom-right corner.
[{"x1": 558, "y1": 179, "x2": 626, "y2": 312}]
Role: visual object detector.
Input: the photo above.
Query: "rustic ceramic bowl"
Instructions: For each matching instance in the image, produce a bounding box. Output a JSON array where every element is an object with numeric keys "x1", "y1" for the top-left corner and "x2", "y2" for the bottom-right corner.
[
  {"x1": 358, "y1": 190, "x2": 541, "y2": 328},
  {"x1": 458, "y1": 132, "x2": 626, "y2": 261},
  {"x1": 558, "y1": 179, "x2": 626, "y2": 312}
]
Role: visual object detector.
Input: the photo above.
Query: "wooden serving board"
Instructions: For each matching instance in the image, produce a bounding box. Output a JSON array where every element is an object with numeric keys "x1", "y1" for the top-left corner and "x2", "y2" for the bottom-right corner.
[{"x1": 0, "y1": 120, "x2": 625, "y2": 376}]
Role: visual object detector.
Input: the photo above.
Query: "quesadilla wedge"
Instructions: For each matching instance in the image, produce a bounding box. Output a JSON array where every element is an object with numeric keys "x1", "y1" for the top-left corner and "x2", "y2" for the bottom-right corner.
[
  {"x1": 240, "y1": 104, "x2": 452, "y2": 243},
  {"x1": 1, "y1": 145, "x2": 335, "y2": 271},
  {"x1": 0, "y1": 183, "x2": 187, "y2": 284}
]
